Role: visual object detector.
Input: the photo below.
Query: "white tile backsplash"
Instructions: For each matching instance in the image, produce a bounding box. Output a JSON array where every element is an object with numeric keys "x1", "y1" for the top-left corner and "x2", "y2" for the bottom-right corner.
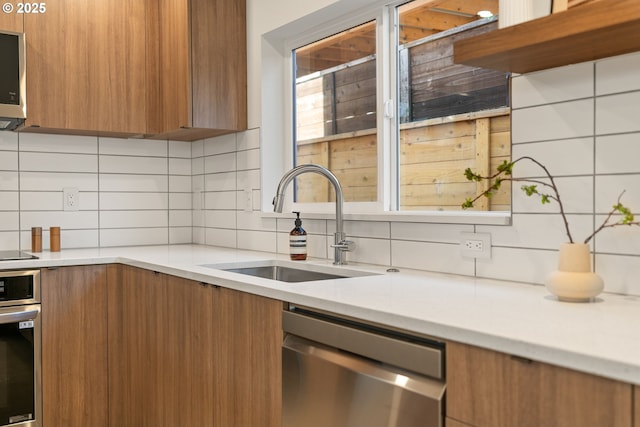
[
  {"x1": 20, "y1": 172, "x2": 98, "y2": 191},
  {"x1": 391, "y1": 240, "x2": 474, "y2": 275},
  {"x1": 99, "y1": 155, "x2": 168, "y2": 174},
  {"x1": 19, "y1": 133, "x2": 98, "y2": 154},
  {"x1": 100, "y1": 192, "x2": 169, "y2": 210},
  {"x1": 476, "y1": 247, "x2": 557, "y2": 285},
  {"x1": 0, "y1": 172, "x2": 18, "y2": 191},
  {"x1": 204, "y1": 152, "x2": 237, "y2": 174},
  {"x1": 20, "y1": 191, "x2": 66, "y2": 211},
  {"x1": 0, "y1": 132, "x2": 18, "y2": 150},
  {"x1": 595, "y1": 92, "x2": 640, "y2": 135},
  {"x1": 511, "y1": 138, "x2": 594, "y2": 176},
  {"x1": 237, "y1": 229, "x2": 276, "y2": 252},
  {"x1": 0, "y1": 231, "x2": 19, "y2": 251},
  {"x1": 595, "y1": 254, "x2": 640, "y2": 295},
  {"x1": 99, "y1": 174, "x2": 168, "y2": 192},
  {"x1": 596, "y1": 134, "x2": 640, "y2": 174},
  {"x1": 0, "y1": 192, "x2": 19, "y2": 210},
  {"x1": 204, "y1": 134, "x2": 236, "y2": 156},
  {"x1": 236, "y1": 148, "x2": 261, "y2": 170},
  {"x1": 20, "y1": 211, "x2": 99, "y2": 230},
  {"x1": 0, "y1": 212, "x2": 19, "y2": 231},
  {"x1": 512, "y1": 99, "x2": 594, "y2": 143},
  {"x1": 20, "y1": 152, "x2": 98, "y2": 173},
  {"x1": 511, "y1": 62, "x2": 593, "y2": 109},
  {"x1": 205, "y1": 228, "x2": 236, "y2": 248},
  {"x1": 169, "y1": 140, "x2": 192, "y2": 158},
  {"x1": 595, "y1": 174, "x2": 640, "y2": 213},
  {"x1": 5, "y1": 51, "x2": 640, "y2": 297},
  {"x1": 169, "y1": 175, "x2": 192, "y2": 192},
  {"x1": 0, "y1": 151, "x2": 18, "y2": 170},
  {"x1": 7, "y1": 133, "x2": 190, "y2": 249},
  {"x1": 99, "y1": 137, "x2": 167, "y2": 156},
  {"x1": 596, "y1": 52, "x2": 640, "y2": 96},
  {"x1": 204, "y1": 171, "x2": 236, "y2": 192},
  {"x1": 237, "y1": 128, "x2": 260, "y2": 151},
  {"x1": 100, "y1": 228, "x2": 168, "y2": 247},
  {"x1": 512, "y1": 176, "x2": 594, "y2": 214},
  {"x1": 169, "y1": 158, "x2": 191, "y2": 175}
]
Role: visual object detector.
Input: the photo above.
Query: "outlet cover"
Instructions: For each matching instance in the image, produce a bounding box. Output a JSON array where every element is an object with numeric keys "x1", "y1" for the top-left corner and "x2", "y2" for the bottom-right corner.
[
  {"x1": 460, "y1": 232, "x2": 491, "y2": 259},
  {"x1": 63, "y1": 187, "x2": 79, "y2": 211}
]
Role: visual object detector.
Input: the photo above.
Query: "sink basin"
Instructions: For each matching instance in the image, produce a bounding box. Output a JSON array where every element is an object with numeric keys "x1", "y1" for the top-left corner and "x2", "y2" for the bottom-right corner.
[
  {"x1": 225, "y1": 265, "x2": 346, "y2": 282},
  {"x1": 200, "y1": 260, "x2": 376, "y2": 283}
]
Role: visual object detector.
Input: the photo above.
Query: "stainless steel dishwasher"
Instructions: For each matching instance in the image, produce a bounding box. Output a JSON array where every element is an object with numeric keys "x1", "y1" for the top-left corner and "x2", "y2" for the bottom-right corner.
[{"x1": 282, "y1": 305, "x2": 445, "y2": 427}]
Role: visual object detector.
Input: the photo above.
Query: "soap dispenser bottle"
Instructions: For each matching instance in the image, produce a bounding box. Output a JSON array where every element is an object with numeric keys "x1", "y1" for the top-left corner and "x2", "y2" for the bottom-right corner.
[{"x1": 290, "y1": 211, "x2": 307, "y2": 260}]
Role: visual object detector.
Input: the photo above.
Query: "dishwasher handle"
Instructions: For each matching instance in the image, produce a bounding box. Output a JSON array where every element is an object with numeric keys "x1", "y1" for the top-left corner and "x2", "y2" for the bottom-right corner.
[{"x1": 283, "y1": 310, "x2": 443, "y2": 380}]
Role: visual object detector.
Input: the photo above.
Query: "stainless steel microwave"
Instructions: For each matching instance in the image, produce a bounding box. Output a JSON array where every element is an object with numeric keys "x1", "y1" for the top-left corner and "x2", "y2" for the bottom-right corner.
[{"x1": 0, "y1": 30, "x2": 26, "y2": 130}]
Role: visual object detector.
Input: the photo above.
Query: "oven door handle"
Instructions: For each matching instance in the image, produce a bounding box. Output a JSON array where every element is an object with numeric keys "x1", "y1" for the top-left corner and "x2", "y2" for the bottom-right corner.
[{"x1": 0, "y1": 309, "x2": 39, "y2": 325}]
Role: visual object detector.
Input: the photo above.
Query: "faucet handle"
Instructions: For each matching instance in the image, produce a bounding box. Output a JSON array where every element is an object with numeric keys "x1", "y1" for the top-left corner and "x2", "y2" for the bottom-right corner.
[{"x1": 331, "y1": 240, "x2": 355, "y2": 252}]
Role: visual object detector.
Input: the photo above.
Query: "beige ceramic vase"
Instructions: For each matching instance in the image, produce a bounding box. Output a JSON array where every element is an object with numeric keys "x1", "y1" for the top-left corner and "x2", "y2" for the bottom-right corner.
[{"x1": 545, "y1": 243, "x2": 604, "y2": 302}]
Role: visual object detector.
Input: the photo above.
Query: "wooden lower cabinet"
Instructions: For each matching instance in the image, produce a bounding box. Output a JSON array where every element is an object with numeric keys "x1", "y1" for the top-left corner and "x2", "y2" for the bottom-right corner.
[
  {"x1": 107, "y1": 265, "x2": 282, "y2": 427},
  {"x1": 635, "y1": 386, "x2": 640, "y2": 427},
  {"x1": 446, "y1": 418, "x2": 473, "y2": 427},
  {"x1": 446, "y1": 341, "x2": 633, "y2": 427},
  {"x1": 41, "y1": 265, "x2": 109, "y2": 427},
  {"x1": 212, "y1": 287, "x2": 282, "y2": 427}
]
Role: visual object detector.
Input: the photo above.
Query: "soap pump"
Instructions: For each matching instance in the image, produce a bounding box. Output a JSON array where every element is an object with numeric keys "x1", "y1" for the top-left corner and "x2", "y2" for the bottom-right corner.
[{"x1": 289, "y1": 211, "x2": 307, "y2": 260}]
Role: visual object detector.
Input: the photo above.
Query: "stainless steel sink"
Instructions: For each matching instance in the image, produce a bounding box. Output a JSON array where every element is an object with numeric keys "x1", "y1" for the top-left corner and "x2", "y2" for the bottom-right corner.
[
  {"x1": 224, "y1": 265, "x2": 347, "y2": 282},
  {"x1": 200, "y1": 260, "x2": 376, "y2": 283}
]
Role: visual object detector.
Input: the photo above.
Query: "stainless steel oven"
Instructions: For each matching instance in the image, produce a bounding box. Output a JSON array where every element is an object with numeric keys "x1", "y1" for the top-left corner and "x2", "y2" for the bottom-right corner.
[
  {"x1": 283, "y1": 305, "x2": 445, "y2": 427},
  {"x1": 0, "y1": 270, "x2": 41, "y2": 427}
]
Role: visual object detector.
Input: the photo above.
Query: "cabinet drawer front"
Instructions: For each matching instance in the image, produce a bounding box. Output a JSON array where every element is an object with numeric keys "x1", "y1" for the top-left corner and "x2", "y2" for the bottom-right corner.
[{"x1": 446, "y1": 341, "x2": 632, "y2": 427}]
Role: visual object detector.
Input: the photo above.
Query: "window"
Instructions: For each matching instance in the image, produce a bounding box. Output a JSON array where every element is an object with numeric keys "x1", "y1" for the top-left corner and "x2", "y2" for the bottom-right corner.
[
  {"x1": 293, "y1": 21, "x2": 378, "y2": 205},
  {"x1": 267, "y1": 0, "x2": 511, "y2": 219}
]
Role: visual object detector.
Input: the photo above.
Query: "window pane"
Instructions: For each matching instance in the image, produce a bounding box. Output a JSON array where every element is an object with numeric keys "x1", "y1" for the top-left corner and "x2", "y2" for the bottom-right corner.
[
  {"x1": 396, "y1": 0, "x2": 511, "y2": 211},
  {"x1": 293, "y1": 21, "x2": 378, "y2": 204}
]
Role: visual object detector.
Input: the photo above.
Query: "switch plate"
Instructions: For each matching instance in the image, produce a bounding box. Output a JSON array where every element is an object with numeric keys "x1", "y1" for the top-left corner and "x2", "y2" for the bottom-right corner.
[
  {"x1": 460, "y1": 232, "x2": 491, "y2": 259},
  {"x1": 63, "y1": 187, "x2": 79, "y2": 211}
]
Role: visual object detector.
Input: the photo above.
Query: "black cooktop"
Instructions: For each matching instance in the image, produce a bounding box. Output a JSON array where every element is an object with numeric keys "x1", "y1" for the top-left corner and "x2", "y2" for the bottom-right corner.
[{"x1": 0, "y1": 250, "x2": 39, "y2": 261}]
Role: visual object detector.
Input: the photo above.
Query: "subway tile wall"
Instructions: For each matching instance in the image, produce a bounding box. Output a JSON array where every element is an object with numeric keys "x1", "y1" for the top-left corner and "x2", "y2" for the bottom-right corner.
[
  {"x1": 194, "y1": 52, "x2": 640, "y2": 296},
  {"x1": 2, "y1": 52, "x2": 639, "y2": 296},
  {"x1": 0, "y1": 133, "x2": 192, "y2": 250}
]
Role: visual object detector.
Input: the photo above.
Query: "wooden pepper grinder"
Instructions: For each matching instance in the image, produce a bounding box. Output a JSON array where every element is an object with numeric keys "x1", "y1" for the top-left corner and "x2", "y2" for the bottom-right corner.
[
  {"x1": 31, "y1": 227, "x2": 42, "y2": 252},
  {"x1": 50, "y1": 227, "x2": 60, "y2": 252}
]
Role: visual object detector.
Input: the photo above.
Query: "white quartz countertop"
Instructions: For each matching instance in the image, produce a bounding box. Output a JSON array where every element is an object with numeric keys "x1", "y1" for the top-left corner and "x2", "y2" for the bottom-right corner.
[{"x1": 5, "y1": 244, "x2": 640, "y2": 385}]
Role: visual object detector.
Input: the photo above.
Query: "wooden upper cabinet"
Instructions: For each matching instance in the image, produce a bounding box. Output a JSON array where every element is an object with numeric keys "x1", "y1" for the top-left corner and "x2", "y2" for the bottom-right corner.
[
  {"x1": 20, "y1": 0, "x2": 245, "y2": 139},
  {"x1": 23, "y1": 0, "x2": 147, "y2": 135},
  {"x1": 0, "y1": 7, "x2": 23, "y2": 32},
  {"x1": 447, "y1": 341, "x2": 633, "y2": 427},
  {"x1": 146, "y1": 0, "x2": 247, "y2": 141}
]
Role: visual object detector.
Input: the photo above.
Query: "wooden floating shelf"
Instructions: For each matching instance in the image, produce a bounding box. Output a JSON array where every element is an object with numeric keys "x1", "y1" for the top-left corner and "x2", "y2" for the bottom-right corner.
[{"x1": 453, "y1": 0, "x2": 640, "y2": 73}]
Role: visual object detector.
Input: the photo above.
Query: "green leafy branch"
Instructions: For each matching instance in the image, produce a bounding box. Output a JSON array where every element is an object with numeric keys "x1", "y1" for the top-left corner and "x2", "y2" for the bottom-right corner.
[{"x1": 462, "y1": 156, "x2": 639, "y2": 244}]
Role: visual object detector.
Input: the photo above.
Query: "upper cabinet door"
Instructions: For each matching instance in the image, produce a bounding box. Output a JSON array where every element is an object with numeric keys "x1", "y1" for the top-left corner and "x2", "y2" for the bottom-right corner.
[
  {"x1": 146, "y1": 0, "x2": 248, "y2": 141},
  {"x1": 23, "y1": 0, "x2": 146, "y2": 135},
  {"x1": 0, "y1": 7, "x2": 23, "y2": 32}
]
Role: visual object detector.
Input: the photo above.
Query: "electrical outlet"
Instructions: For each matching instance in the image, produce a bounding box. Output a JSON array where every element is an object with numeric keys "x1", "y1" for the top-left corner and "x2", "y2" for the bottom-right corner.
[
  {"x1": 63, "y1": 187, "x2": 79, "y2": 211},
  {"x1": 460, "y1": 232, "x2": 491, "y2": 259},
  {"x1": 244, "y1": 188, "x2": 253, "y2": 212}
]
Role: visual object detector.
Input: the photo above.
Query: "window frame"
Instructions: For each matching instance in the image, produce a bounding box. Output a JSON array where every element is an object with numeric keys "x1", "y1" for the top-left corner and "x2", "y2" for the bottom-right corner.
[{"x1": 259, "y1": 0, "x2": 511, "y2": 226}]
